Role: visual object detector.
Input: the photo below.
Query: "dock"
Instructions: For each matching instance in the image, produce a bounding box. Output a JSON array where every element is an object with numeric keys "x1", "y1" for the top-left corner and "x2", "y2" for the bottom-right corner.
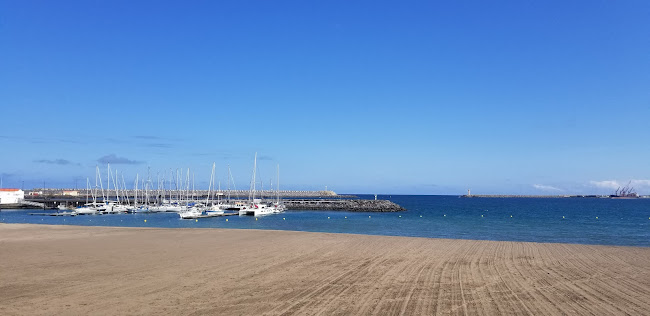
[
  {"x1": 29, "y1": 211, "x2": 76, "y2": 216},
  {"x1": 196, "y1": 212, "x2": 239, "y2": 218}
]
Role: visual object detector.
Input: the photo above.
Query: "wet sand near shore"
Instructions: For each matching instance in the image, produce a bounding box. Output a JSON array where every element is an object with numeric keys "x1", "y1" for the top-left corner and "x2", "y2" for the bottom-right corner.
[{"x1": 1, "y1": 224, "x2": 648, "y2": 315}]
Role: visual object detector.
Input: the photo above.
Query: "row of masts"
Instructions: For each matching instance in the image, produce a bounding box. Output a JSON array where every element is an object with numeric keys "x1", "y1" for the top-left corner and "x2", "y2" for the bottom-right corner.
[
  {"x1": 83, "y1": 159, "x2": 282, "y2": 207},
  {"x1": 249, "y1": 152, "x2": 281, "y2": 204}
]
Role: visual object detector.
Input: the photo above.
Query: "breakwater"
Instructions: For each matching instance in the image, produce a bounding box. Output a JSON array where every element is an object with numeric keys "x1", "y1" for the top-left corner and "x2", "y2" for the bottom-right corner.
[{"x1": 284, "y1": 199, "x2": 405, "y2": 212}]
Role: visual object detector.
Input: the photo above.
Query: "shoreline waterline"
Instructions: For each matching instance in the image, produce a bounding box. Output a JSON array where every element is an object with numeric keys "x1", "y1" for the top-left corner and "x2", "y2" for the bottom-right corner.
[
  {"x1": 3, "y1": 222, "x2": 650, "y2": 251},
  {"x1": 1, "y1": 221, "x2": 649, "y2": 249}
]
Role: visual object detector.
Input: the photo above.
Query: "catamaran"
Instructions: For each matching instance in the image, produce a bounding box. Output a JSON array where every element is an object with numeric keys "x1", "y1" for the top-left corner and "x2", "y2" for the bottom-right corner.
[
  {"x1": 239, "y1": 153, "x2": 278, "y2": 216},
  {"x1": 179, "y1": 203, "x2": 204, "y2": 219}
]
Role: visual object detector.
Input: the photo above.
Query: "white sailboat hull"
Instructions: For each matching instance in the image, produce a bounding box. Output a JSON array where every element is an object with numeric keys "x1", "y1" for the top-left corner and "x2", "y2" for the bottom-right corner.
[
  {"x1": 74, "y1": 207, "x2": 97, "y2": 215},
  {"x1": 179, "y1": 208, "x2": 203, "y2": 219},
  {"x1": 239, "y1": 205, "x2": 277, "y2": 216}
]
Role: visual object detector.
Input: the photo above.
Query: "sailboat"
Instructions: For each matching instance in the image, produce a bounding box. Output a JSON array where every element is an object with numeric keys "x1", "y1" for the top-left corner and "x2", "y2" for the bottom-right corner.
[
  {"x1": 109, "y1": 168, "x2": 129, "y2": 213},
  {"x1": 178, "y1": 168, "x2": 202, "y2": 219},
  {"x1": 73, "y1": 178, "x2": 96, "y2": 215},
  {"x1": 272, "y1": 164, "x2": 286, "y2": 213},
  {"x1": 75, "y1": 167, "x2": 108, "y2": 214},
  {"x1": 203, "y1": 162, "x2": 225, "y2": 216},
  {"x1": 239, "y1": 153, "x2": 277, "y2": 216}
]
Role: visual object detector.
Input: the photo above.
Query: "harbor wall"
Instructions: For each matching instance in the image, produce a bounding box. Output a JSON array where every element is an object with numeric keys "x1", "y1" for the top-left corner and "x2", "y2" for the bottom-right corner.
[{"x1": 284, "y1": 199, "x2": 405, "y2": 212}]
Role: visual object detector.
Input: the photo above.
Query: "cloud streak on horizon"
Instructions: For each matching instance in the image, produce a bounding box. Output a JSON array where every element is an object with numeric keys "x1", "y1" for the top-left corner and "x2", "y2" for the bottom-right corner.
[
  {"x1": 532, "y1": 184, "x2": 563, "y2": 192},
  {"x1": 34, "y1": 159, "x2": 79, "y2": 166},
  {"x1": 589, "y1": 179, "x2": 650, "y2": 191},
  {"x1": 97, "y1": 154, "x2": 144, "y2": 165}
]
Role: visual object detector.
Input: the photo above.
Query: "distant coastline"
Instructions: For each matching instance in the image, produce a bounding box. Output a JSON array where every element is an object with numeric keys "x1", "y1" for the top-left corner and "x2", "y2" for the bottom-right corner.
[{"x1": 461, "y1": 194, "x2": 650, "y2": 199}]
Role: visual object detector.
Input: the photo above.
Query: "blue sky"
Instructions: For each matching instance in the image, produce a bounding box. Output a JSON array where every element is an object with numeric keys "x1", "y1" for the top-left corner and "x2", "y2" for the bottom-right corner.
[{"x1": 1, "y1": 1, "x2": 649, "y2": 194}]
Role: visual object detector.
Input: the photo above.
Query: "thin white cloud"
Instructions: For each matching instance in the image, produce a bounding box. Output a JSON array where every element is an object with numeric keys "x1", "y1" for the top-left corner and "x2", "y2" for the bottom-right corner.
[
  {"x1": 589, "y1": 179, "x2": 650, "y2": 191},
  {"x1": 590, "y1": 180, "x2": 621, "y2": 190},
  {"x1": 630, "y1": 179, "x2": 650, "y2": 187},
  {"x1": 532, "y1": 184, "x2": 563, "y2": 192}
]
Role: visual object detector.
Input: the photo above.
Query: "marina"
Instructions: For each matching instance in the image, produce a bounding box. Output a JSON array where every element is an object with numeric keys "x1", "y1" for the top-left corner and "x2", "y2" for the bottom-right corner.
[
  {"x1": 2, "y1": 1, "x2": 647, "y2": 314},
  {"x1": 3, "y1": 155, "x2": 405, "y2": 217}
]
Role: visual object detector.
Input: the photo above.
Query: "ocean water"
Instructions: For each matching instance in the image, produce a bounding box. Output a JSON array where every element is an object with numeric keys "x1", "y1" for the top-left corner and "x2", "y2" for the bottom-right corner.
[{"x1": 1, "y1": 195, "x2": 648, "y2": 247}]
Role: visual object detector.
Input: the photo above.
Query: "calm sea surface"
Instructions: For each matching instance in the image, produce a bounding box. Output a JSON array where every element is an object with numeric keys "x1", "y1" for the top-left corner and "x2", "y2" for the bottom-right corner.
[{"x1": 1, "y1": 195, "x2": 648, "y2": 247}]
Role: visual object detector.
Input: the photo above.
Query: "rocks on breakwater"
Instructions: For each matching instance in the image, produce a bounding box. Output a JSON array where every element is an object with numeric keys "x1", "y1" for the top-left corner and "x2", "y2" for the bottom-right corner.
[{"x1": 285, "y1": 199, "x2": 405, "y2": 212}]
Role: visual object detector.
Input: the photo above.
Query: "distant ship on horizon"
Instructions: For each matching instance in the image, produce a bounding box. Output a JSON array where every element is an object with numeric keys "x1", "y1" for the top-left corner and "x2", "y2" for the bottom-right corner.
[{"x1": 610, "y1": 182, "x2": 639, "y2": 199}]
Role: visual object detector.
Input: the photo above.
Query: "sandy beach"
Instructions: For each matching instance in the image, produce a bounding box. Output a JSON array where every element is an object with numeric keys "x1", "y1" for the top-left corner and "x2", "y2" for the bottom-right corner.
[{"x1": 1, "y1": 224, "x2": 648, "y2": 315}]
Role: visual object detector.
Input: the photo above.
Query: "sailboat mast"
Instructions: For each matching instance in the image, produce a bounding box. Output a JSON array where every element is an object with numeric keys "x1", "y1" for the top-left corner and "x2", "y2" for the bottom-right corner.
[
  {"x1": 185, "y1": 168, "x2": 190, "y2": 206},
  {"x1": 156, "y1": 173, "x2": 160, "y2": 205},
  {"x1": 107, "y1": 163, "x2": 111, "y2": 201},
  {"x1": 113, "y1": 169, "x2": 120, "y2": 204},
  {"x1": 227, "y1": 165, "x2": 231, "y2": 202},
  {"x1": 86, "y1": 178, "x2": 90, "y2": 204},
  {"x1": 97, "y1": 166, "x2": 105, "y2": 202},
  {"x1": 250, "y1": 152, "x2": 257, "y2": 201},
  {"x1": 206, "y1": 162, "x2": 215, "y2": 205},
  {"x1": 121, "y1": 174, "x2": 127, "y2": 205},
  {"x1": 94, "y1": 167, "x2": 98, "y2": 204}
]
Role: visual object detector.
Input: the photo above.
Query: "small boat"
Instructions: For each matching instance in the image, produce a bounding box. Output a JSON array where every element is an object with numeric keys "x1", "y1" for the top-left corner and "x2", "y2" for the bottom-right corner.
[
  {"x1": 107, "y1": 203, "x2": 129, "y2": 214},
  {"x1": 238, "y1": 153, "x2": 280, "y2": 216},
  {"x1": 239, "y1": 199, "x2": 278, "y2": 216},
  {"x1": 179, "y1": 205, "x2": 204, "y2": 219},
  {"x1": 57, "y1": 204, "x2": 75, "y2": 211},
  {"x1": 74, "y1": 202, "x2": 106, "y2": 215},
  {"x1": 165, "y1": 204, "x2": 185, "y2": 213},
  {"x1": 74, "y1": 206, "x2": 96, "y2": 215},
  {"x1": 272, "y1": 202, "x2": 286, "y2": 213},
  {"x1": 204, "y1": 204, "x2": 225, "y2": 216}
]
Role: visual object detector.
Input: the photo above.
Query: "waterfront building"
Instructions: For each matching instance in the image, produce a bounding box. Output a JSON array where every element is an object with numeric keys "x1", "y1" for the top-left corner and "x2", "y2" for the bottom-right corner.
[{"x1": 0, "y1": 189, "x2": 25, "y2": 205}]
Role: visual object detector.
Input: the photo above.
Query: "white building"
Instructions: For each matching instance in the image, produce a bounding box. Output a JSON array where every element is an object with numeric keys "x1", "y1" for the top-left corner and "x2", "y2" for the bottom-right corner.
[{"x1": 0, "y1": 189, "x2": 25, "y2": 205}]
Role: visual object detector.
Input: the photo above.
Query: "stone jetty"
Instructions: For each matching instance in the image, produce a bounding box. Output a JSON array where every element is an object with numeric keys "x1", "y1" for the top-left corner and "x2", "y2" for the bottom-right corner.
[{"x1": 284, "y1": 199, "x2": 405, "y2": 212}]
